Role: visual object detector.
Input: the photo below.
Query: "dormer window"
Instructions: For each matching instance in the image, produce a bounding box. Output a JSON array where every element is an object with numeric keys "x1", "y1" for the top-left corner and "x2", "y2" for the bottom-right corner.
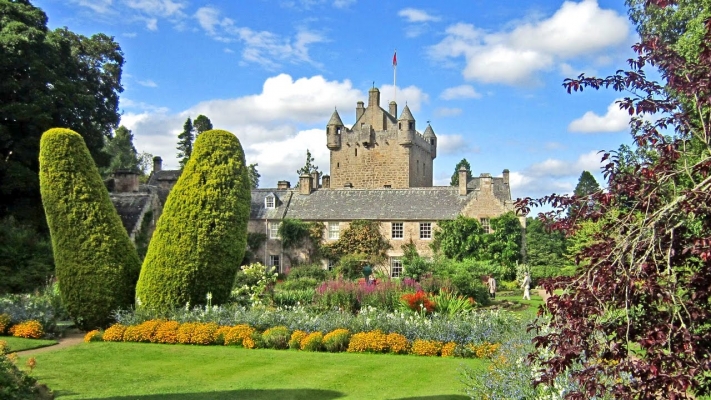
[{"x1": 265, "y1": 194, "x2": 276, "y2": 209}]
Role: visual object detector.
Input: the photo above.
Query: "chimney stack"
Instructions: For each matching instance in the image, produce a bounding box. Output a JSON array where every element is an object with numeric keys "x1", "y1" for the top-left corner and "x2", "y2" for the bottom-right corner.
[
  {"x1": 480, "y1": 173, "x2": 492, "y2": 193},
  {"x1": 277, "y1": 180, "x2": 291, "y2": 190},
  {"x1": 311, "y1": 171, "x2": 320, "y2": 189},
  {"x1": 389, "y1": 101, "x2": 397, "y2": 118},
  {"x1": 299, "y1": 174, "x2": 313, "y2": 195},
  {"x1": 458, "y1": 166, "x2": 468, "y2": 196},
  {"x1": 356, "y1": 101, "x2": 365, "y2": 122},
  {"x1": 503, "y1": 169, "x2": 510, "y2": 185},
  {"x1": 153, "y1": 156, "x2": 162, "y2": 173},
  {"x1": 322, "y1": 175, "x2": 330, "y2": 189},
  {"x1": 112, "y1": 170, "x2": 139, "y2": 193}
]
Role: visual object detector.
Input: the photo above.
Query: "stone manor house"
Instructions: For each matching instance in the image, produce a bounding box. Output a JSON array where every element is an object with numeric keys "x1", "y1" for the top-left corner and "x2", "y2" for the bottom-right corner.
[{"x1": 108, "y1": 86, "x2": 516, "y2": 277}]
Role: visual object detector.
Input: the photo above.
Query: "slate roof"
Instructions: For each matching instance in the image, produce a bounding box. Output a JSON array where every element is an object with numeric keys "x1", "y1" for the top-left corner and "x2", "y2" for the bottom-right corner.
[
  {"x1": 467, "y1": 177, "x2": 510, "y2": 201},
  {"x1": 250, "y1": 190, "x2": 292, "y2": 219},
  {"x1": 399, "y1": 105, "x2": 414, "y2": 121},
  {"x1": 328, "y1": 110, "x2": 344, "y2": 126},
  {"x1": 109, "y1": 192, "x2": 152, "y2": 234},
  {"x1": 147, "y1": 170, "x2": 181, "y2": 185}
]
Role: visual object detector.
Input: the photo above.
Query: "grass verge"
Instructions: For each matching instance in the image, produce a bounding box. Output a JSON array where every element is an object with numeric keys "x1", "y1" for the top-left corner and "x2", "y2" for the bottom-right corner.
[
  {"x1": 1, "y1": 336, "x2": 58, "y2": 352},
  {"x1": 22, "y1": 342, "x2": 485, "y2": 399}
]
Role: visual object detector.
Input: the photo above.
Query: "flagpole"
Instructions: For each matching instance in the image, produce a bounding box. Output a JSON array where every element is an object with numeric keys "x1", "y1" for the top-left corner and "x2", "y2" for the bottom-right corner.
[{"x1": 393, "y1": 50, "x2": 397, "y2": 105}]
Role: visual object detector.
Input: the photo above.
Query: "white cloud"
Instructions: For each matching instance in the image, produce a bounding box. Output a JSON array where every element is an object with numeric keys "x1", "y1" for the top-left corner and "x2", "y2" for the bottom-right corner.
[
  {"x1": 568, "y1": 99, "x2": 630, "y2": 133},
  {"x1": 434, "y1": 107, "x2": 462, "y2": 117},
  {"x1": 123, "y1": 32, "x2": 138, "y2": 38},
  {"x1": 544, "y1": 142, "x2": 565, "y2": 150},
  {"x1": 223, "y1": 48, "x2": 234, "y2": 54},
  {"x1": 398, "y1": 8, "x2": 440, "y2": 23},
  {"x1": 122, "y1": 74, "x2": 364, "y2": 182},
  {"x1": 428, "y1": 0, "x2": 629, "y2": 86},
  {"x1": 437, "y1": 134, "x2": 479, "y2": 155},
  {"x1": 379, "y1": 84, "x2": 429, "y2": 112},
  {"x1": 124, "y1": 0, "x2": 186, "y2": 17},
  {"x1": 333, "y1": 0, "x2": 356, "y2": 8},
  {"x1": 194, "y1": 7, "x2": 327, "y2": 68},
  {"x1": 70, "y1": 0, "x2": 187, "y2": 30},
  {"x1": 72, "y1": 0, "x2": 113, "y2": 14},
  {"x1": 440, "y1": 84, "x2": 481, "y2": 100},
  {"x1": 137, "y1": 79, "x2": 158, "y2": 88}
]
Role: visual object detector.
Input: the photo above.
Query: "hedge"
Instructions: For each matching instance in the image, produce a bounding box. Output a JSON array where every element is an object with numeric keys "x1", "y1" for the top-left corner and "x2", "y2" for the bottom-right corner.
[
  {"x1": 39, "y1": 128, "x2": 141, "y2": 329},
  {"x1": 136, "y1": 129, "x2": 251, "y2": 311}
]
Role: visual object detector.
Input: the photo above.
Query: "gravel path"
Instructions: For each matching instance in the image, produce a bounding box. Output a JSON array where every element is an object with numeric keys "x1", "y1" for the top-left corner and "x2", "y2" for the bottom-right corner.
[{"x1": 15, "y1": 332, "x2": 85, "y2": 356}]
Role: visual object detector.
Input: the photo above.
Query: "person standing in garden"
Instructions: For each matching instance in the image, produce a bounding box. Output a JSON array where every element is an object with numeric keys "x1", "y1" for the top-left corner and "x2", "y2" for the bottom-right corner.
[
  {"x1": 521, "y1": 272, "x2": 531, "y2": 301},
  {"x1": 488, "y1": 276, "x2": 497, "y2": 299}
]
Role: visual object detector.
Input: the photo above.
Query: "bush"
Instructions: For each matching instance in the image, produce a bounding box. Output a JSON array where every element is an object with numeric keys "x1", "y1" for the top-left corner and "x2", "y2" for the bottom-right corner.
[
  {"x1": 347, "y1": 330, "x2": 388, "y2": 353},
  {"x1": 177, "y1": 322, "x2": 198, "y2": 344},
  {"x1": 0, "y1": 344, "x2": 52, "y2": 400},
  {"x1": 224, "y1": 324, "x2": 255, "y2": 347},
  {"x1": 262, "y1": 326, "x2": 290, "y2": 349},
  {"x1": 411, "y1": 339, "x2": 443, "y2": 356},
  {"x1": 289, "y1": 330, "x2": 307, "y2": 350},
  {"x1": 84, "y1": 330, "x2": 102, "y2": 342},
  {"x1": 299, "y1": 331, "x2": 323, "y2": 351},
  {"x1": 0, "y1": 217, "x2": 54, "y2": 295},
  {"x1": 278, "y1": 277, "x2": 319, "y2": 291},
  {"x1": 191, "y1": 322, "x2": 218, "y2": 345},
  {"x1": 39, "y1": 128, "x2": 141, "y2": 329},
  {"x1": 386, "y1": 333, "x2": 409, "y2": 354},
  {"x1": 153, "y1": 321, "x2": 179, "y2": 344},
  {"x1": 441, "y1": 342, "x2": 457, "y2": 357},
  {"x1": 9, "y1": 321, "x2": 44, "y2": 339},
  {"x1": 286, "y1": 264, "x2": 329, "y2": 281},
  {"x1": 102, "y1": 324, "x2": 126, "y2": 342},
  {"x1": 322, "y1": 329, "x2": 350, "y2": 352},
  {"x1": 137, "y1": 130, "x2": 251, "y2": 312},
  {"x1": 333, "y1": 253, "x2": 369, "y2": 281},
  {"x1": 0, "y1": 284, "x2": 65, "y2": 337},
  {"x1": 0, "y1": 314, "x2": 10, "y2": 335}
]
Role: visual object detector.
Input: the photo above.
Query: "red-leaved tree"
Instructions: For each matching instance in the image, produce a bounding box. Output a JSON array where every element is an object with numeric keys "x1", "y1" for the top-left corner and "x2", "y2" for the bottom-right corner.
[{"x1": 517, "y1": 1, "x2": 711, "y2": 398}]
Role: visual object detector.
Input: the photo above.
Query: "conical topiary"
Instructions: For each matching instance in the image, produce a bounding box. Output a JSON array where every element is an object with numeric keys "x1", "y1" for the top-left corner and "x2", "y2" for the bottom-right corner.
[
  {"x1": 136, "y1": 129, "x2": 251, "y2": 311},
  {"x1": 39, "y1": 128, "x2": 141, "y2": 329}
]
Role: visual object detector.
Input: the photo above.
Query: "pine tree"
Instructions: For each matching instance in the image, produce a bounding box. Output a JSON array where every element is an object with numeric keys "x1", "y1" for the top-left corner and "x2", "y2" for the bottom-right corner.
[
  {"x1": 193, "y1": 115, "x2": 213, "y2": 136},
  {"x1": 177, "y1": 117, "x2": 194, "y2": 169},
  {"x1": 573, "y1": 170, "x2": 600, "y2": 197},
  {"x1": 450, "y1": 158, "x2": 472, "y2": 186},
  {"x1": 296, "y1": 149, "x2": 319, "y2": 177},
  {"x1": 248, "y1": 163, "x2": 260, "y2": 189}
]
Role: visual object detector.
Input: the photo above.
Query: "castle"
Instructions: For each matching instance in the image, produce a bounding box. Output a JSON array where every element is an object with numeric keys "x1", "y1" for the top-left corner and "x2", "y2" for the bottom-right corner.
[{"x1": 109, "y1": 86, "x2": 516, "y2": 277}]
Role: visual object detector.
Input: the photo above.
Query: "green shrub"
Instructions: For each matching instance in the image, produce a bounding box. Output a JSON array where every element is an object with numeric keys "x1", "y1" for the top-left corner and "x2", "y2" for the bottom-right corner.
[
  {"x1": 286, "y1": 264, "x2": 329, "y2": 281},
  {"x1": 39, "y1": 128, "x2": 141, "y2": 329},
  {"x1": 334, "y1": 253, "x2": 369, "y2": 280},
  {"x1": 279, "y1": 277, "x2": 319, "y2": 291},
  {"x1": 0, "y1": 217, "x2": 55, "y2": 295},
  {"x1": 137, "y1": 130, "x2": 251, "y2": 311},
  {"x1": 322, "y1": 328, "x2": 350, "y2": 352},
  {"x1": 0, "y1": 347, "x2": 52, "y2": 399},
  {"x1": 262, "y1": 326, "x2": 291, "y2": 349},
  {"x1": 272, "y1": 288, "x2": 315, "y2": 307}
]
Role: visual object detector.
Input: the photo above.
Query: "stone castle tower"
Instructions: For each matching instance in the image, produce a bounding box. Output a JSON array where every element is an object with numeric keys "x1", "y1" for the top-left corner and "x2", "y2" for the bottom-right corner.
[{"x1": 326, "y1": 87, "x2": 437, "y2": 189}]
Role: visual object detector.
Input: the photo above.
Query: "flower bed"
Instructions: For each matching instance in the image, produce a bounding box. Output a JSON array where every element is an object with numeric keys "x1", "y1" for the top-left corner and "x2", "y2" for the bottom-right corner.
[{"x1": 90, "y1": 319, "x2": 504, "y2": 359}]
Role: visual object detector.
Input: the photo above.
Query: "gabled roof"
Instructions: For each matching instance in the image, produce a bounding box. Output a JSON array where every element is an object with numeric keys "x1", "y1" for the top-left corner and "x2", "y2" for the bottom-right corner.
[
  {"x1": 250, "y1": 189, "x2": 292, "y2": 219},
  {"x1": 109, "y1": 192, "x2": 152, "y2": 234},
  {"x1": 467, "y1": 177, "x2": 511, "y2": 201},
  {"x1": 147, "y1": 170, "x2": 181, "y2": 185}
]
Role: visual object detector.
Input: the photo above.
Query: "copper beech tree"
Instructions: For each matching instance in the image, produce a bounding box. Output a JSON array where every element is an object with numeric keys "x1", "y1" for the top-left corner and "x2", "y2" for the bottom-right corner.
[{"x1": 517, "y1": 1, "x2": 711, "y2": 398}]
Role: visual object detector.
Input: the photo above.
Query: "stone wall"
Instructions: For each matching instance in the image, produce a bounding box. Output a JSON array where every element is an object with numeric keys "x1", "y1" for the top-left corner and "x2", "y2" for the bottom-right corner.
[{"x1": 330, "y1": 134, "x2": 413, "y2": 188}]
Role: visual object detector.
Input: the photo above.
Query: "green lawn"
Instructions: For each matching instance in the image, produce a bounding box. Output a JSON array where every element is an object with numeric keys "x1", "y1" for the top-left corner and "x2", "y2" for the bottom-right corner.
[
  {"x1": 22, "y1": 342, "x2": 485, "y2": 399},
  {"x1": 1, "y1": 336, "x2": 58, "y2": 352}
]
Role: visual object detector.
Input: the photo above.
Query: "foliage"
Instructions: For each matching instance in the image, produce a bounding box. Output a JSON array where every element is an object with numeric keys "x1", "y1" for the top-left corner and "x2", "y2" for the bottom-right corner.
[
  {"x1": 272, "y1": 288, "x2": 315, "y2": 307},
  {"x1": 193, "y1": 115, "x2": 213, "y2": 136},
  {"x1": 278, "y1": 278, "x2": 319, "y2": 291},
  {"x1": 322, "y1": 328, "x2": 350, "y2": 352},
  {"x1": 295, "y1": 148, "x2": 319, "y2": 178},
  {"x1": 286, "y1": 264, "x2": 329, "y2": 281},
  {"x1": 431, "y1": 216, "x2": 485, "y2": 261},
  {"x1": 176, "y1": 117, "x2": 194, "y2": 170},
  {"x1": 400, "y1": 291, "x2": 435, "y2": 314},
  {"x1": 39, "y1": 128, "x2": 140, "y2": 330},
  {"x1": 231, "y1": 263, "x2": 278, "y2": 306},
  {"x1": 431, "y1": 289, "x2": 475, "y2": 316},
  {"x1": 525, "y1": 217, "x2": 569, "y2": 270},
  {"x1": 248, "y1": 163, "x2": 260, "y2": 189},
  {"x1": 243, "y1": 232, "x2": 266, "y2": 265},
  {"x1": 517, "y1": 2, "x2": 711, "y2": 397},
  {"x1": 325, "y1": 220, "x2": 391, "y2": 265},
  {"x1": 8, "y1": 321, "x2": 43, "y2": 339},
  {"x1": 484, "y1": 212, "x2": 523, "y2": 279},
  {"x1": 431, "y1": 258, "x2": 493, "y2": 306},
  {"x1": 314, "y1": 278, "x2": 419, "y2": 313},
  {"x1": 0, "y1": 341, "x2": 52, "y2": 400},
  {"x1": 449, "y1": 158, "x2": 471, "y2": 186},
  {"x1": 278, "y1": 218, "x2": 311, "y2": 250},
  {"x1": 0, "y1": 217, "x2": 54, "y2": 294},
  {"x1": 299, "y1": 331, "x2": 323, "y2": 351},
  {"x1": 288, "y1": 330, "x2": 307, "y2": 350},
  {"x1": 1, "y1": 1, "x2": 124, "y2": 230},
  {"x1": 573, "y1": 170, "x2": 600, "y2": 198},
  {"x1": 261, "y1": 326, "x2": 290, "y2": 349},
  {"x1": 102, "y1": 125, "x2": 139, "y2": 176},
  {"x1": 401, "y1": 240, "x2": 432, "y2": 281},
  {"x1": 84, "y1": 330, "x2": 102, "y2": 343},
  {"x1": 137, "y1": 129, "x2": 251, "y2": 312}
]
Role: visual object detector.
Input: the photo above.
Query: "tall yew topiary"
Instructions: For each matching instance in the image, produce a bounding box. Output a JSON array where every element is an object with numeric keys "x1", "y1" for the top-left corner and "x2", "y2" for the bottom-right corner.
[
  {"x1": 136, "y1": 129, "x2": 251, "y2": 311},
  {"x1": 39, "y1": 128, "x2": 141, "y2": 330}
]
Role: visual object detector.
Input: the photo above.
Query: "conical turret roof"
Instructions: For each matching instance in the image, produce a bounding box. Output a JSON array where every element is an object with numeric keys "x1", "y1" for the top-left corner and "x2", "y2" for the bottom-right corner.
[
  {"x1": 398, "y1": 105, "x2": 415, "y2": 121},
  {"x1": 327, "y1": 109, "x2": 344, "y2": 126},
  {"x1": 423, "y1": 124, "x2": 436, "y2": 138}
]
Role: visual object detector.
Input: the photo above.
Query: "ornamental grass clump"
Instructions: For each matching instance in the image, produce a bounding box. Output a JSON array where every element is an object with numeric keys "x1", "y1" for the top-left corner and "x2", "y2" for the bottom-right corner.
[
  {"x1": 322, "y1": 329, "x2": 350, "y2": 352},
  {"x1": 385, "y1": 333, "x2": 409, "y2": 354},
  {"x1": 137, "y1": 130, "x2": 251, "y2": 312},
  {"x1": 262, "y1": 326, "x2": 290, "y2": 349},
  {"x1": 347, "y1": 330, "x2": 388, "y2": 353},
  {"x1": 289, "y1": 330, "x2": 307, "y2": 350},
  {"x1": 102, "y1": 324, "x2": 126, "y2": 342},
  {"x1": 9, "y1": 320, "x2": 44, "y2": 339},
  {"x1": 411, "y1": 339, "x2": 443, "y2": 356},
  {"x1": 299, "y1": 331, "x2": 323, "y2": 352}
]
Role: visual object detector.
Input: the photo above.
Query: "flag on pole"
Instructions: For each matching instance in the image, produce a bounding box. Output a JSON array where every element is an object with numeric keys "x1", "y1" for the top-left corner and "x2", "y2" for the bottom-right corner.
[{"x1": 393, "y1": 51, "x2": 397, "y2": 67}]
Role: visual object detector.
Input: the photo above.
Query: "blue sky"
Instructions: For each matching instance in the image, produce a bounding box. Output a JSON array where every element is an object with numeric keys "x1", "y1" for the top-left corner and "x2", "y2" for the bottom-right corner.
[{"x1": 35, "y1": 0, "x2": 640, "y2": 200}]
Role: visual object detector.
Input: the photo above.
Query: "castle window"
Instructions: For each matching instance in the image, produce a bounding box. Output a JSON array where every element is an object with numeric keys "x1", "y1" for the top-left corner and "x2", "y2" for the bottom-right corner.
[
  {"x1": 480, "y1": 218, "x2": 491, "y2": 234},
  {"x1": 337, "y1": 162, "x2": 340, "y2": 168},
  {"x1": 269, "y1": 255, "x2": 281, "y2": 272},
  {"x1": 328, "y1": 222, "x2": 340, "y2": 240},
  {"x1": 327, "y1": 259, "x2": 336, "y2": 271},
  {"x1": 408, "y1": 122, "x2": 413, "y2": 130},
  {"x1": 384, "y1": 185, "x2": 391, "y2": 188},
  {"x1": 399, "y1": 122, "x2": 402, "y2": 129},
  {"x1": 265, "y1": 195, "x2": 275, "y2": 209},
  {"x1": 391, "y1": 222, "x2": 403, "y2": 239},
  {"x1": 430, "y1": 138, "x2": 435, "y2": 145},
  {"x1": 336, "y1": 127, "x2": 341, "y2": 134},
  {"x1": 419, "y1": 222, "x2": 432, "y2": 239},
  {"x1": 355, "y1": 148, "x2": 358, "y2": 157},
  {"x1": 390, "y1": 258, "x2": 402, "y2": 278},
  {"x1": 268, "y1": 222, "x2": 280, "y2": 239}
]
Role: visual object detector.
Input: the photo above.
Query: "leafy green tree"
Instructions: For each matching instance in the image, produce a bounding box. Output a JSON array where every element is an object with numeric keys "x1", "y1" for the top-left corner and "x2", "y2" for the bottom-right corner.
[
  {"x1": 137, "y1": 129, "x2": 251, "y2": 312},
  {"x1": 177, "y1": 118, "x2": 194, "y2": 169},
  {"x1": 324, "y1": 220, "x2": 390, "y2": 265},
  {"x1": 525, "y1": 217, "x2": 568, "y2": 269},
  {"x1": 484, "y1": 212, "x2": 522, "y2": 279},
  {"x1": 102, "y1": 125, "x2": 139, "y2": 175},
  {"x1": 39, "y1": 128, "x2": 140, "y2": 329},
  {"x1": 193, "y1": 115, "x2": 213, "y2": 136},
  {"x1": 450, "y1": 158, "x2": 471, "y2": 186},
  {"x1": 0, "y1": 1, "x2": 124, "y2": 229},
  {"x1": 248, "y1": 163, "x2": 260, "y2": 189},
  {"x1": 401, "y1": 240, "x2": 431, "y2": 281},
  {"x1": 431, "y1": 215, "x2": 485, "y2": 261},
  {"x1": 573, "y1": 171, "x2": 600, "y2": 197},
  {"x1": 0, "y1": 217, "x2": 54, "y2": 294},
  {"x1": 136, "y1": 151, "x2": 154, "y2": 182}
]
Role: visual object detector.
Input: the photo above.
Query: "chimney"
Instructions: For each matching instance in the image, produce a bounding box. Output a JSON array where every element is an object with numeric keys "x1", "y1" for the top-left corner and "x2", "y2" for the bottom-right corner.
[
  {"x1": 389, "y1": 101, "x2": 397, "y2": 118},
  {"x1": 458, "y1": 166, "x2": 468, "y2": 196},
  {"x1": 311, "y1": 171, "x2": 320, "y2": 189},
  {"x1": 322, "y1": 175, "x2": 330, "y2": 189},
  {"x1": 480, "y1": 173, "x2": 492, "y2": 193},
  {"x1": 503, "y1": 169, "x2": 510, "y2": 185},
  {"x1": 344, "y1": 182, "x2": 353, "y2": 188},
  {"x1": 299, "y1": 174, "x2": 313, "y2": 195},
  {"x1": 356, "y1": 101, "x2": 365, "y2": 122},
  {"x1": 152, "y1": 156, "x2": 162, "y2": 173},
  {"x1": 113, "y1": 169, "x2": 139, "y2": 193},
  {"x1": 277, "y1": 180, "x2": 291, "y2": 190},
  {"x1": 368, "y1": 87, "x2": 380, "y2": 108}
]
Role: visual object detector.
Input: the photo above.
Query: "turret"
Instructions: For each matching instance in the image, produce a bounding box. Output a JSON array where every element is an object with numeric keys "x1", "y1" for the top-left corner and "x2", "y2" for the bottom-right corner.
[
  {"x1": 326, "y1": 109, "x2": 344, "y2": 150},
  {"x1": 423, "y1": 123, "x2": 437, "y2": 159},
  {"x1": 398, "y1": 105, "x2": 415, "y2": 147}
]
